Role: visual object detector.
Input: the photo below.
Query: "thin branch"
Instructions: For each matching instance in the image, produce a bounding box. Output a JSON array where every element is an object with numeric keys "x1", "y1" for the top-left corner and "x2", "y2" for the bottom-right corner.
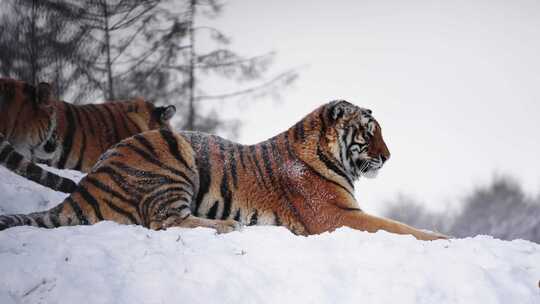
[
  {"x1": 110, "y1": 2, "x2": 158, "y2": 31},
  {"x1": 196, "y1": 52, "x2": 274, "y2": 69},
  {"x1": 110, "y1": 20, "x2": 148, "y2": 64},
  {"x1": 195, "y1": 69, "x2": 297, "y2": 101}
]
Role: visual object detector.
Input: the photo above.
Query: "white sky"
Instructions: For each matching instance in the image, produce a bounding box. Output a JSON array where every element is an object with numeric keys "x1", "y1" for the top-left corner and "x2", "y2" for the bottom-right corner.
[{"x1": 202, "y1": 0, "x2": 540, "y2": 213}]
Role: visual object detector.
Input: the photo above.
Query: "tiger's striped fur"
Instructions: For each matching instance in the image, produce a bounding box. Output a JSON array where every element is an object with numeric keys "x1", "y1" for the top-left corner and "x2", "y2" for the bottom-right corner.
[
  {"x1": 0, "y1": 133, "x2": 77, "y2": 192},
  {"x1": 0, "y1": 77, "x2": 175, "y2": 192},
  {"x1": 0, "y1": 79, "x2": 55, "y2": 158},
  {"x1": 36, "y1": 96, "x2": 176, "y2": 172},
  {"x1": 0, "y1": 100, "x2": 446, "y2": 240}
]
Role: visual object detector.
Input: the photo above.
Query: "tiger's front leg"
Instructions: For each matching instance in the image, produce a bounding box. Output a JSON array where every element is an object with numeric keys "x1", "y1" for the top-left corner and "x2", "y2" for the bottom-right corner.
[{"x1": 336, "y1": 210, "x2": 448, "y2": 241}]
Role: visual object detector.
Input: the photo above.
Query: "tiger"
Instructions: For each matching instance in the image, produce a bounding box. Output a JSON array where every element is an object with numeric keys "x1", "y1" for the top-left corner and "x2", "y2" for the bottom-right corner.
[
  {"x1": 0, "y1": 78, "x2": 77, "y2": 192},
  {"x1": 0, "y1": 100, "x2": 447, "y2": 240},
  {"x1": 0, "y1": 77, "x2": 176, "y2": 193}
]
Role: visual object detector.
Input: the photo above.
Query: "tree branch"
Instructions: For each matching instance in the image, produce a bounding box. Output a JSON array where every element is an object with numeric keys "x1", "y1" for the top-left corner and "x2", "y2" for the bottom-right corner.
[{"x1": 195, "y1": 69, "x2": 297, "y2": 101}]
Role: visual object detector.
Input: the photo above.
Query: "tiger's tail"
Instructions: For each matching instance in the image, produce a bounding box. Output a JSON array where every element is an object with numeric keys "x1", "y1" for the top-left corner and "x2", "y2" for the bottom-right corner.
[
  {"x1": 0, "y1": 204, "x2": 73, "y2": 231},
  {"x1": 0, "y1": 135, "x2": 77, "y2": 193}
]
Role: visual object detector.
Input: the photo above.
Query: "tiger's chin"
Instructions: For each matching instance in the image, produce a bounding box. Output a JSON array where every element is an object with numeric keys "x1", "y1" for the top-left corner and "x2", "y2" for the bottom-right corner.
[{"x1": 362, "y1": 169, "x2": 379, "y2": 179}]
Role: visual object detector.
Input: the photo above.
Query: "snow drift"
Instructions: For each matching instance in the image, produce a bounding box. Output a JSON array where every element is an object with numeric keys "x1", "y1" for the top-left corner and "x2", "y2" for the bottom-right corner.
[{"x1": 0, "y1": 166, "x2": 539, "y2": 304}]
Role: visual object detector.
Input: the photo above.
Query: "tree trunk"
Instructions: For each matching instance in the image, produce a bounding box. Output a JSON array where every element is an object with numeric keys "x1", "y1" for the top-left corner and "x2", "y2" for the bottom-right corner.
[
  {"x1": 29, "y1": 0, "x2": 39, "y2": 86},
  {"x1": 186, "y1": 0, "x2": 196, "y2": 130},
  {"x1": 102, "y1": 0, "x2": 115, "y2": 100}
]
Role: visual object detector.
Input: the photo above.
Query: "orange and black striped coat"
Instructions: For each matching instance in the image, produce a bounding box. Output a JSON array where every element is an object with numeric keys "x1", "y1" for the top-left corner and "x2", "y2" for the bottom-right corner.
[
  {"x1": 0, "y1": 78, "x2": 175, "y2": 193},
  {"x1": 40, "y1": 98, "x2": 175, "y2": 172}
]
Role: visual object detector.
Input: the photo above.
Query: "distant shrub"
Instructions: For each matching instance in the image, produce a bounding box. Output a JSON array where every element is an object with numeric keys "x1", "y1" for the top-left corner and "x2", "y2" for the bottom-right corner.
[{"x1": 383, "y1": 176, "x2": 540, "y2": 243}]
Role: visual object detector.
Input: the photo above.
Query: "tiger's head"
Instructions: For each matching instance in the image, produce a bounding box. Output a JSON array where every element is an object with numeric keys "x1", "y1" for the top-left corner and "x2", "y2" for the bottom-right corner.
[
  {"x1": 322, "y1": 100, "x2": 390, "y2": 180},
  {"x1": 0, "y1": 78, "x2": 55, "y2": 157}
]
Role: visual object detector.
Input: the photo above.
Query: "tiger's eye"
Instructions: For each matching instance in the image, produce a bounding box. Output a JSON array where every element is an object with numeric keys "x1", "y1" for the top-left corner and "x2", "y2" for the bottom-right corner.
[{"x1": 43, "y1": 140, "x2": 56, "y2": 153}]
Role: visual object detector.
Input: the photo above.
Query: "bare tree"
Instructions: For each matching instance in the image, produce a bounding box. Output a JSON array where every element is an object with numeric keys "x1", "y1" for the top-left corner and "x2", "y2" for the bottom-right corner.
[
  {"x1": 163, "y1": 0, "x2": 297, "y2": 135},
  {"x1": 111, "y1": 0, "x2": 298, "y2": 136},
  {"x1": 0, "y1": 0, "x2": 90, "y2": 99},
  {"x1": 37, "y1": 0, "x2": 162, "y2": 101},
  {"x1": 2, "y1": 0, "x2": 297, "y2": 136}
]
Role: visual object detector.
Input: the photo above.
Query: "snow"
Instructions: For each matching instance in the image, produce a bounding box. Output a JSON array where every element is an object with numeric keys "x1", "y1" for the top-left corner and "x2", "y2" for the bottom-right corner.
[
  {"x1": 1, "y1": 166, "x2": 540, "y2": 304},
  {"x1": 0, "y1": 165, "x2": 81, "y2": 215}
]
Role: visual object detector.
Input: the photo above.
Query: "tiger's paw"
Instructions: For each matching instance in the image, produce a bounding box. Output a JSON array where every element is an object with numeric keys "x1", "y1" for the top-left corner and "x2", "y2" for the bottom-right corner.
[
  {"x1": 215, "y1": 219, "x2": 242, "y2": 234},
  {"x1": 417, "y1": 231, "x2": 449, "y2": 241}
]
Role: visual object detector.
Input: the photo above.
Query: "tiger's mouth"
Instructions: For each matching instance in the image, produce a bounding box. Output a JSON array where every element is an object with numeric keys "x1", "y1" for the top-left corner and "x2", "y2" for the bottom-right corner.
[{"x1": 354, "y1": 157, "x2": 384, "y2": 178}]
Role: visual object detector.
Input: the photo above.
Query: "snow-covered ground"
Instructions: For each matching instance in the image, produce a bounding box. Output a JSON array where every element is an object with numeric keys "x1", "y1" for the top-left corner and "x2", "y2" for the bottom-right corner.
[{"x1": 0, "y1": 166, "x2": 539, "y2": 304}]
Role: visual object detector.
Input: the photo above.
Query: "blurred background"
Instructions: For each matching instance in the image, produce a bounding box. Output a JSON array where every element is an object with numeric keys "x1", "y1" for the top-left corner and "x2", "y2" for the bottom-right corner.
[{"x1": 1, "y1": 0, "x2": 539, "y2": 242}]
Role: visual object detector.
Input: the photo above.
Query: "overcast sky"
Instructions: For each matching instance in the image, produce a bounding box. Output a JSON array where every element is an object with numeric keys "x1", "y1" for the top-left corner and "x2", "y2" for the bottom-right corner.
[{"x1": 203, "y1": 0, "x2": 540, "y2": 214}]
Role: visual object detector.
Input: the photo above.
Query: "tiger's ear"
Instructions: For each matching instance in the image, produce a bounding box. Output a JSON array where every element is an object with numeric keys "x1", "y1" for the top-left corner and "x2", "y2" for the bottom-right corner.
[
  {"x1": 37, "y1": 82, "x2": 51, "y2": 104},
  {"x1": 156, "y1": 105, "x2": 176, "y2": 122},
  {"x1": 330, "y1": 100, "x2": 354, "y2": 121}
]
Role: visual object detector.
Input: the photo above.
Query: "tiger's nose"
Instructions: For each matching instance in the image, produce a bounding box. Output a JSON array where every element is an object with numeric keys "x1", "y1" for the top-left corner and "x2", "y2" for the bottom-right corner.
[{"x1": 380, "y1": 154, "x2": 389, "y2": 163}]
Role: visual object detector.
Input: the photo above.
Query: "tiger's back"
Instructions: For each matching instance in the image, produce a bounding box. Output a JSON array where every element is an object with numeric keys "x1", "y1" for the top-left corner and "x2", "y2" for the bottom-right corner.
[{"x1": 42, "y1": 98, "x2": 176, "y2": 172}]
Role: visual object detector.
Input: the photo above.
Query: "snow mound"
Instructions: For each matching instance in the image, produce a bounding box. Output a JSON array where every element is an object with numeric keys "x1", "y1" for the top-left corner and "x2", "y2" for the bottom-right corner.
[
  {"x1": 1, "y1": 224, "x2": 539, "y2": 304},
  {"x1": 1, "y1": 168, "x2": 540, "y2": 304}
]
